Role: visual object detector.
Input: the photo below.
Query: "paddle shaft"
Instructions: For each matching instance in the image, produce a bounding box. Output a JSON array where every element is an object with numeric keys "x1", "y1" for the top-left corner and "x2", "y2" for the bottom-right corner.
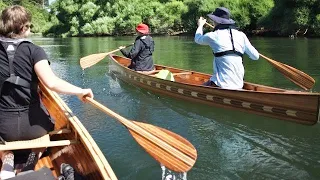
[
  {"x1": 85, "y1": 97, "x2": 196, "y2": 169},
  {"x1": 204, "y1": 22, "x2": 315, "y2": 90}
]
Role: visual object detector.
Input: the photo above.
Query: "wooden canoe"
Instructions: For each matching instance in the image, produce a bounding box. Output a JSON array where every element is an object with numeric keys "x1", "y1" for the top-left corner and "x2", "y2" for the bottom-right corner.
[
  {"x1": 108, "y1": 54, "x2": 320, "y2": 126},
  {"x1": 0, "y1": 82, "x2": 117, "y2": 179}
]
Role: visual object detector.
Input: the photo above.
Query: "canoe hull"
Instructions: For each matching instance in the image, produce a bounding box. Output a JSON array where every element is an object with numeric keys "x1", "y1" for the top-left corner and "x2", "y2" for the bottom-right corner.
[
  {"x1": 108, "y1": 55, "x2": 320, "y2": 125},
  {"x1": 37, "y1": 83, "x2": 117, "y2": 179}
]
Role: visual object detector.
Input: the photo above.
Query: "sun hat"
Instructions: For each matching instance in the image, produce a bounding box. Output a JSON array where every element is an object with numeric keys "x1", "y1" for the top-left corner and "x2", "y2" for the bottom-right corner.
[
  {"x1": 136, "y1": 23, "x2": 149, "y2": 34},
  {"x1": 207, "y1": 7, "x2": 235, "y2": 25}
]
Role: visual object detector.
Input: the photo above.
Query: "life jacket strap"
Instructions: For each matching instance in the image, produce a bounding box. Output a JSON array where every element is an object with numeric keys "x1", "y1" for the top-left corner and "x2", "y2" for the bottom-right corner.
[
  {"x1": 0, "y1": 38, "x2": 36, "y2": 96},
  {"x1": 214, "y1": 50, "x2": 243, "y2": 57}
]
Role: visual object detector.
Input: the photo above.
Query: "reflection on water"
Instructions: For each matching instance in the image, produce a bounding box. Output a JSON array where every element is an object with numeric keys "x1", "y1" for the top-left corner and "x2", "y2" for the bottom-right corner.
[{"x1": 31, "y1": 35, "x2": 320, "y2": 180}]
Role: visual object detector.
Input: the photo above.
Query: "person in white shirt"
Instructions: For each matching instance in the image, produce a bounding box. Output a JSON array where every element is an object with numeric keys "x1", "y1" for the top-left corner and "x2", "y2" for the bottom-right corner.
[{"x1": 195, "y1": 7, "x2": 259, "y2": 90}]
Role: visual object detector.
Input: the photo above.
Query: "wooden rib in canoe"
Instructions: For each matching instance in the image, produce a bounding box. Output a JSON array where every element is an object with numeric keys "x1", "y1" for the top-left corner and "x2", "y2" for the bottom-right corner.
[
  {"x1": 108, "y1": 54, "x2": 320, "y2": 126},
  {"x1": 0, "y1": 82, "x2": 117, "y2": 179}
]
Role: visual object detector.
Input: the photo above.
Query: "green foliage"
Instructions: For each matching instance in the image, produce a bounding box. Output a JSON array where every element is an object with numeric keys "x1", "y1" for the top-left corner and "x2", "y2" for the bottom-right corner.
[
  {"x1": 3, "y1": 0, "x2": 311, "y2": 37},
  {"x1": 181, "y1": 0, "x2": 218, "y2": 31},
  {"x1": 163, "y1": 1, "x2": 188, "y2": 30},
  {"x1": 55, "y1": 0, "x2": 79, "y2": 24},
  {"x1": 79, "y1": 2, "x2": 99, "y2": 23},
  {"x1": 69, "y1": 16, "x2": 80, "y2": 36},
  {"x1": 293, "y1": 7, "x2": 309, "y2": 27},
  {"x1": 0, "y1": 1, "x2": 9, "y2": 11},
  {"x1": 246, "y1": 0, "x2": 274, "y2": 29},
  {"x1": 260, "y1": 0, "x2": 319, "y2": 36},
  {"x1": 83, "y1": 16, "x2": 116, "y2": 35},
  {"x1": 311, "y1": 14, "x2": 320, "y2": 34}
]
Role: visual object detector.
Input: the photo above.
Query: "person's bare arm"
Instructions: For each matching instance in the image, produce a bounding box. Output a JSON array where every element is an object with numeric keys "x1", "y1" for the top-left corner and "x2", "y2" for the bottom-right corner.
[{"x1": 34, "y1": 60, "x2": 93, "y2": 101}]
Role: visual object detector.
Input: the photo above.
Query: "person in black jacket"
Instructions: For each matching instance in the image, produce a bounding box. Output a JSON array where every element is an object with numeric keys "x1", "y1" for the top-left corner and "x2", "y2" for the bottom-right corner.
[{"x1": 119, "y1": 23, "x2": 155, "y2": 73}]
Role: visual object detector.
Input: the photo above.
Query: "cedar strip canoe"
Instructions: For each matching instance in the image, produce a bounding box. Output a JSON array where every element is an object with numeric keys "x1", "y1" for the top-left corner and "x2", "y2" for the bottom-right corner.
[
  {"x1": 0, "y1": 82, "x2": 118, "y2": 179},
  {"x1": 38, "y1": 83, "x2": 117, "y2": 179},
  {"x1": 108, "y1": 54, "x2": 320, "y2": 126}
]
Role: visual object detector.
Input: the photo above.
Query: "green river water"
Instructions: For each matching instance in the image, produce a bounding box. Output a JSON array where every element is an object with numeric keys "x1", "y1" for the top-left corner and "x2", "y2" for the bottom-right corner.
[{"x1": 31, "y1": 35, "x2": 320, "y2": 180}]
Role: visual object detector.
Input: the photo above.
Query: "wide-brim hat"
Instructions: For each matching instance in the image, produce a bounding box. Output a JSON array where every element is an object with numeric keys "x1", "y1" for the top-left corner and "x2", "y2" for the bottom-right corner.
[
  {"x1": 136, "y1": 23, "x2": 149, "y2": 34},
  {"x1": 207, "y1": 7, "x2": 235, "y2": 25}
]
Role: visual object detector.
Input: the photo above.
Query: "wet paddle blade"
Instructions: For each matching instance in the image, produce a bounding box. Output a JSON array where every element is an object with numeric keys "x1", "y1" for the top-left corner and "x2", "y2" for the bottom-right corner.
[
  {"x1": 85, "y1": 97, "x2": 197, "y2": 173},
  {"x1": 260, "y1": 53, "x2": 315, "y2": 90},
  {"x1": 80, "y1": 44, "x2": 133, "y2": 69},
  {"x1": 80, "y1": 53, "x2": 109, "y2": 69},
  {"x1": 129, "y1": 121, "x2": 197, "y2": 172}
]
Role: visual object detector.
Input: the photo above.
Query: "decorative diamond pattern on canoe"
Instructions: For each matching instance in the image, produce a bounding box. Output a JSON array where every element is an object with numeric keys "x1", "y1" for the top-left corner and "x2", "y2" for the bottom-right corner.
[
  {"x1": 223, "y1": 98, "x2": 232, "y2": 105},
  {"x1": 191, "y1": 92, "x2": 198, "y2": 97},
  {"x1": 286, "y1": 110, "x2": 297, "y2": 117},
  {"x1": 263, "y1": 106, "x2": 273, "y2": 113},
  {"x1": 125, "y1": 72, "x2": 301, "y2": 119},
  {"x1": 242, "y1": 102, "x2": 251, "y2": 108}
]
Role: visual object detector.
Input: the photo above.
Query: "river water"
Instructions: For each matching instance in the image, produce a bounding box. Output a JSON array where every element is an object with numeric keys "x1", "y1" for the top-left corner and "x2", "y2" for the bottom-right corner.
[{"x1": 31, "y1": 35, "x2": 320, "y2": 180}]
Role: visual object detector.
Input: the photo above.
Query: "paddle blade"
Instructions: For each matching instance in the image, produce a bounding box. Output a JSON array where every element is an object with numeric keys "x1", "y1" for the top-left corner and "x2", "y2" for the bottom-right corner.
[
  {"x1": 129, "y1": 121, "x2": 197, "y2": 173},
  {"x1": 260, "y1": 53, "x2": 315, "y2": 90},
  {"x1": 80, "y1": 44, "x2": 133, "y2": 69},
  {"x1": 80, "y1": 53, "x2": 109, "y2": 69},
  {"x1": 85, "y1": 97, "x2": 197, "y2": 172}
]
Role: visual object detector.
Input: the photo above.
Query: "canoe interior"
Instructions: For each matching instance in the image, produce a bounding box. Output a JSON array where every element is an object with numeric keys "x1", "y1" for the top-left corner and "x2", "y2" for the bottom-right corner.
[
  {"x1": 112, "y1": 55, "x2": 292, "y2": 93},
  {"x1": 0, "y1": 83, "x2": 117, "y2": 180},
  {"x1": 38, "y1": 83, "x2": 117, "y2": 179}
]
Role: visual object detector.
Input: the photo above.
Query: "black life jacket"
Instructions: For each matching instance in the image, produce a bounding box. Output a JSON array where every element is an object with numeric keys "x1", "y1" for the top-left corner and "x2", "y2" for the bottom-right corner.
[
  {"x1": 213, "y1": 24, "x2": 244, "y2": 58},
  {"x1": 0, "y1": 37, "x2": 37, "y2": 96}
]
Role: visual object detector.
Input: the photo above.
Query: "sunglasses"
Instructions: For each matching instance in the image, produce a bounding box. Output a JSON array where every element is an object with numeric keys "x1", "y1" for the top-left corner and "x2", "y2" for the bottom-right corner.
[{"x1": 25, "y1": 23, "x2": 34, "y2": 29}]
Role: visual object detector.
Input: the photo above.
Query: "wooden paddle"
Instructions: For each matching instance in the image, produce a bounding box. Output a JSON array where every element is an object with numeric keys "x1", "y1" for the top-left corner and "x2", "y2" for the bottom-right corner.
[
  {"x1": 258, "y1": 54, "x2": 315, "y2": 90},
  {"x1": 204, "y1": 22, "x2": 315, "y2": 90},
  {"x1": 80, "y1": 44, "x2": 133, "y2": 69},
  {"x1": 85, "y1": 97, "x2": 197, "y2": 173}
]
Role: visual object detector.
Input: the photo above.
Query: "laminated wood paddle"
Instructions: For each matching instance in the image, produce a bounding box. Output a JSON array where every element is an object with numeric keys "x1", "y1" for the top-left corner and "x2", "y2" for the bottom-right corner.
[
  {"x1": 204, "y1": 22, "x2": 315, "y2": 90},
  {"x1": 259, "y1": 53, "x2": 315, "y2": 90},
  {"x1": 85, "y1": 97, "x2": 197, "y2": 172},
  {"x1": 80, "y1": 44, "x2": 133, "y2": 69}
]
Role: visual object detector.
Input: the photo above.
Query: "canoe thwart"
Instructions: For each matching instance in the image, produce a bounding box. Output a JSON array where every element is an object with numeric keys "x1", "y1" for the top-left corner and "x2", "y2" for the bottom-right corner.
[
  {"x1": 172, "y1": 72, "x2": 192, "y2": 76},
  {"x1": 0, "y1": 133, "x2": 77, "y2": 151}
]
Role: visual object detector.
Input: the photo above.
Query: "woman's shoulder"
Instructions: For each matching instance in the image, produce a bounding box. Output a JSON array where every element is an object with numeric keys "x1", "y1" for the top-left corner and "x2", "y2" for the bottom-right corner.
[
  {"x1": 20, "y1": 41, "x2": 44, "y2": 51},
  {"x1": 19, "y1": 41, "x2": 47, "y2": 60}
]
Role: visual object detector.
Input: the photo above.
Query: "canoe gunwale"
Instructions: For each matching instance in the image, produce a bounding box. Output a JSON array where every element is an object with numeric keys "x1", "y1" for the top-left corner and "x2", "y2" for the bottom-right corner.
[
  {"x1": 108, "y1": 54, "x2": 320, "y2": 125},
  {"x1": 39, "y1": 83, "x2": 117, "y2": 180}
]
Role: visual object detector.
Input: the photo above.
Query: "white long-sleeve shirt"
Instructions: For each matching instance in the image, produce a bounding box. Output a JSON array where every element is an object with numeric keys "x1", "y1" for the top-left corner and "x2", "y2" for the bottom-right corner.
[{"x1": 195, "y1": 26, "x2": 259, "y2": 89}]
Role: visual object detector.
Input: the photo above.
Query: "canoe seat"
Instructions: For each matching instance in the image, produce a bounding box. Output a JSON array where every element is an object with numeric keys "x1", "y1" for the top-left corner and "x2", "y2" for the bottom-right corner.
[
  {"x1": 0, "y1": 128, "x2": 77, "y2": 151},
  {"x1": 138, "y1": 69, "x2": 162, "y2": 75}
]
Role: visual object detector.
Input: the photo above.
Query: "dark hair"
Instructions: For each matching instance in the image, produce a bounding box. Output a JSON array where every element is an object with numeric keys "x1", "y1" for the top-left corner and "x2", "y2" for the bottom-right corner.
[{"x1": 0, "y1": 5, "x2": 32, "y2": 38}]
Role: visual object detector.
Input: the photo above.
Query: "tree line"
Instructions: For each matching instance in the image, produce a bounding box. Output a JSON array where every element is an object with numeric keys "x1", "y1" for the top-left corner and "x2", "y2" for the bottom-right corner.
[{"x1": 1, "y1": 0, "x2": 320, "y2": 37}]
